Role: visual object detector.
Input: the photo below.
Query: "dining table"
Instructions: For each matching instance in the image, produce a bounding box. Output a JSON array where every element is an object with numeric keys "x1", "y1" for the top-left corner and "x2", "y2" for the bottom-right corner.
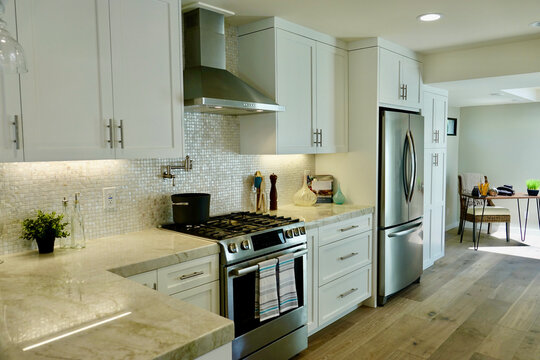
[{"x1": 461, "y1": 192, "x2": 540, "y2": 250}]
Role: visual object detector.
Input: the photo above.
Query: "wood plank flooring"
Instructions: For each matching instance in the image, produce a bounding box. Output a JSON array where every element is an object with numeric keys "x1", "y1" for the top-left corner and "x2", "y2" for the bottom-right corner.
[{"x1": 294, "y1": 230, "x2": 540, "y2": 360}]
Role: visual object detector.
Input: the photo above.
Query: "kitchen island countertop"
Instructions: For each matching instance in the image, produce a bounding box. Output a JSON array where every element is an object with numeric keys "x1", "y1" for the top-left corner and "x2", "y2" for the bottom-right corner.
[{"x1": 0, "y1": 228, "x2": 233, "y2": 360}]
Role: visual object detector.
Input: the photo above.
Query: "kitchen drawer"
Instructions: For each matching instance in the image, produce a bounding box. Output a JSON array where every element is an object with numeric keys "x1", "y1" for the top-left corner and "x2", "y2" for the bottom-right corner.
[
  {"x1": 319, "y1": 214, "x2": 372, "y2": 246},
  {"x1": 318, "y1": 265, "x2": 371, "y2": 328},
  {"x1": 171, "y1": 280, "x2": 220, "y2": 314},
  {"x1": 157, "y1": 255, "x2": 219, "y2": 295},
  {"x1": 319, "y1": 232, "x2": 371, "y2": 286}
]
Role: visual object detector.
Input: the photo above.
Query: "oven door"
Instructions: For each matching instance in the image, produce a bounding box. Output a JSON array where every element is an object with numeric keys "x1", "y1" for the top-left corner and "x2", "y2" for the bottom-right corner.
[{"x1": 223, "y1": 244, "x2": 307, "y2": 360}]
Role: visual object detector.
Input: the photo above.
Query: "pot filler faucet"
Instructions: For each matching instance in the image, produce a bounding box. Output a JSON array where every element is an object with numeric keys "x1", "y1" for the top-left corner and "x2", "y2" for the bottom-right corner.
[{"x1": 162, "y1": 155, "x2": 193, "y2": 186}]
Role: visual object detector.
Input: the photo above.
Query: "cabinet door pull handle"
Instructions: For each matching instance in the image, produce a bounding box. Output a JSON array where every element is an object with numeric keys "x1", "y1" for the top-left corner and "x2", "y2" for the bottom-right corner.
[
  {"x1": 313, "y1": 130, "x2": 319, "y2": 146},
  {"x1": 338, "y1": 288, "x2": 358, "y2": 298},
  {"x1": 107, "y1": 119, "x2": 114, "y2": 149},
  {"x1": 339, "y1": 225, "x2": 359, "y2": 232},
  {"x1": 177, "y1": 271, "x2": 204, "y2": 280},
  {"x1": 12, "y1": 115, "x2": 20, "y2": 150},
  {"x1": 405, "y1": 84, "x2": 408, "y2": 100},
  {"x1": 339, "y1": 252, "x2": 359, "y2": 261},
  {"x1": 152, "y1": 283, "x2": 157, "y2": 290},
  {"x1": 118, "y1": 119, "x2": 125, "y2": 149},
  {"x1": 319, "y1": 129, "x2": 323, "y2": 147}
]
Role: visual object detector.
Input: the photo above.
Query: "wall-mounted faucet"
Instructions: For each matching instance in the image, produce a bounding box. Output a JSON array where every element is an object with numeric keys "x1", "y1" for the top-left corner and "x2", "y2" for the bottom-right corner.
[{"x1": 162, "y1": 155, "x2": 192, "y2": 186}]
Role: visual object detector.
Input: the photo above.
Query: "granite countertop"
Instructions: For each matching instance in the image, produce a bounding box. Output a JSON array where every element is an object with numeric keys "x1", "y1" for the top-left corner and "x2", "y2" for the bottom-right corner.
[
  {"x1": 270, "y1": 203, "x2": 374, "y2": 229},
  {"x1": 0, "y1": 229, "x2": 233, "y2": 360}
]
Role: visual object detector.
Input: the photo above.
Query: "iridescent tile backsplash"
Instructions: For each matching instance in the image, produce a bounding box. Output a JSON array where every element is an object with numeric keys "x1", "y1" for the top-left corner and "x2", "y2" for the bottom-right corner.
[{"x1": 0, "y1": 25, "x2": 316, "y2": 255}]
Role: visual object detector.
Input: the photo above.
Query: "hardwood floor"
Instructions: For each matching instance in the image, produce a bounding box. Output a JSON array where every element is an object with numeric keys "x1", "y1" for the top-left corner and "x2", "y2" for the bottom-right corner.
[{"x1": 294, "y1": 229, "x2": 540, "y2": 360}]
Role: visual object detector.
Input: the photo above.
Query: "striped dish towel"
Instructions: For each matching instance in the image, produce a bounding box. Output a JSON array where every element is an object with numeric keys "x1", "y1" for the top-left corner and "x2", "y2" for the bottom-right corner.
[
  {"x1": 255, "y1": 258, "x2": 280, "y2": 322},
  {"x1": 278, "y1": 253, "x2": 298, "y2": 313}
]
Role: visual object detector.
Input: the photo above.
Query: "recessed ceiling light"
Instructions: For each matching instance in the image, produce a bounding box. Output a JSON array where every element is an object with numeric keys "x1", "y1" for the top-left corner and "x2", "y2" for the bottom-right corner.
[
  {"x1": 417, "y1": 13, "x2": 442, "y2": 22},
  {"x1": 530, "y1": 21, "x2": 540, "y2": 27}
]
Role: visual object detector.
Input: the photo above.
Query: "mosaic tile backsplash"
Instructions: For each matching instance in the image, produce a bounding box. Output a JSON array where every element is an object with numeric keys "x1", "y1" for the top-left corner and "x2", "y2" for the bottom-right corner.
[{"x1": 0, "y1": 24, "x2": 316, "y2": 255}]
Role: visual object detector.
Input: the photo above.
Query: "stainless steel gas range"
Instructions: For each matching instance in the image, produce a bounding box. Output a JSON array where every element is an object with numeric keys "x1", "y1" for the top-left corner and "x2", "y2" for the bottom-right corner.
[{"x1": 163, "y1": 212, "x2": 308, "y2": 360}]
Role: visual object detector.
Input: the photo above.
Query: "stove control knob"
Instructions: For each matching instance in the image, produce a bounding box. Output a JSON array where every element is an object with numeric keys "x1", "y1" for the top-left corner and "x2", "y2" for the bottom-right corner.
[
  {"x1": 241, "y1": 240, "x2": 251, "y2": 250},
  {"x1": 285, "y1": 230, "x2": 293, "y2": 239},
  {"x1": 299, "y1": 226, "x2": 306, "y2": 235},
  {"x1": 228, "y1": 243, "x2": 238, "y2": 253},
  {"x1": 293, "y1": 228, "x2": 300, "y2": 237}
]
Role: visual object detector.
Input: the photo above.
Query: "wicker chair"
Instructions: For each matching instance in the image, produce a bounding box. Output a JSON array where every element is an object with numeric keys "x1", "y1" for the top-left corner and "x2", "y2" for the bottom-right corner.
[{"x1": 458, "y1": 175, "x2": 511, "y2": 243}]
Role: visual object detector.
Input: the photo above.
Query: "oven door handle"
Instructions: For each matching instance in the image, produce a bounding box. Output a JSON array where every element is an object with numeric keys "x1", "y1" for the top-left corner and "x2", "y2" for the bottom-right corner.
[{"x1": 232, "y1": 249, "x2": 308, "y2": 277}]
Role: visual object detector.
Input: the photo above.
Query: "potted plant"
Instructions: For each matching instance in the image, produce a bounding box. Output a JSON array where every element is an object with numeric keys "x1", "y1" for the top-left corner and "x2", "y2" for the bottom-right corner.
[
  {"x1": 21, "y1": 210, "x2": 69, "y2": 254},
  {"x1": 526, "y1": 179, "x2": 540, "y2": 196}
]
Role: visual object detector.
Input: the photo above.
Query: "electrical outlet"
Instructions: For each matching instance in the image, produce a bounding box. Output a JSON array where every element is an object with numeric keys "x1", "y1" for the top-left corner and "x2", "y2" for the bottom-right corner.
[{"x1": 103, "y1": 187, "x2": 116, "y2": 210}]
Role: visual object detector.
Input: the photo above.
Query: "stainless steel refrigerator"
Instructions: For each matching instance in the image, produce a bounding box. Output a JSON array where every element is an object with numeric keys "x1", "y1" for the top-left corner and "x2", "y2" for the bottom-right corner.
[{"x1": 378, "y1": 109, "x2": 424, "y2": 305}]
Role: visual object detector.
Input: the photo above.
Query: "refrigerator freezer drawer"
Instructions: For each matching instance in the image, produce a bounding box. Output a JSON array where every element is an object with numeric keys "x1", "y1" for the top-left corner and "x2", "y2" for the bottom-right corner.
[{"x1": 378, "y1": 220, "x2": 423, "y2": 303}]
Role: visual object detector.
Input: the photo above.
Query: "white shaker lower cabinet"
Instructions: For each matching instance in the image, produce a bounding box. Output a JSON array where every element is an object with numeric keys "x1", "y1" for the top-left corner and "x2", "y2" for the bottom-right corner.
[
  {"x1": 15, "y1": 0, "x2": 183, "y2": 161},
  {"x1": 307, "y1": 214, "x2": 373, "y2": 334},
  {"x1": 306, "y1": 228, "x2": 319, "y2": 333},
  {"x1": 128, "y1": 269, "x2": 158, "y2": 290},
  {"x1": 127, "y1": 254, "x2": 220, "y2": 315},
  {"x1": 195, "y1": 343, "x2": 232, "y2": 360},
  {"x1": 170, "y1": 281, "x2": 220, "y2": 314},
  {"x1": 424, "y1": 149, "x2": 447, "y2": 268},
  {"x1": 158, "y1": 254, "x2": 220, "y2": 314}
]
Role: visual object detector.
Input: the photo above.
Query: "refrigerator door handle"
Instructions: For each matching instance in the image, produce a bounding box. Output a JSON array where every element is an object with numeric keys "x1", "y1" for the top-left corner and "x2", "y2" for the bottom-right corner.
[
  {"x1": 408, "y1": 131, "x2": 417, "y2": 203},
  {"x1": 388, "y1": 221, "x2": 422, "y2": 238},
  {"x1": 402, "y1": 134, "x2": 410, "y2": 201}
]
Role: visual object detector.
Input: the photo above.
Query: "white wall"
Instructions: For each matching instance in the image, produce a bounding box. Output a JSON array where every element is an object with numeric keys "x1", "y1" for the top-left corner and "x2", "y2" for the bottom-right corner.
[
  {"x1": 445, "y1": 107, "x2": 460, "y2": 230},
  {"x1": 459, "y1": 102, "x2": 540, "y2": 228}
]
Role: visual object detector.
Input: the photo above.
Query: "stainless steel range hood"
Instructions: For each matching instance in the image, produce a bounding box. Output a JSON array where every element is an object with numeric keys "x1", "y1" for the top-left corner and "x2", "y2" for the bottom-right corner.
[{"x1": 183, "y1": 8, "x2": 284, "y2": 115}]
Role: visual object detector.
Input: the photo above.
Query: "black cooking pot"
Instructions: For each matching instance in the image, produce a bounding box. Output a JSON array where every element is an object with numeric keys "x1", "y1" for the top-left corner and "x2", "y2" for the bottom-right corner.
[{"x1": 171, "y1": 193, "x2": 210, "y2": 225}]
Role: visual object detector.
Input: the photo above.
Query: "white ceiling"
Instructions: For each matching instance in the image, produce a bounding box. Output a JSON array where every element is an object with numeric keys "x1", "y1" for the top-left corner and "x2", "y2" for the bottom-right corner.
[
  {"x1": 430, "y1": 73, "x2": 540, "y2": 107},
  {"x1": 201, "y1": 0, "x2": 540, "y2": 53},
  {"x1": 194, "y1": 0, "x2": 540, "y2": 107}
]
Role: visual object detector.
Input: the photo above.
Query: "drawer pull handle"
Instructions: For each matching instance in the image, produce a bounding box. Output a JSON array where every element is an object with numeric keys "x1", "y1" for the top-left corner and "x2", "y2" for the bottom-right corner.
[
  {"x1": 339, "y1": 252, "x2": 359, "y2": 261},
  {"x1": 178, "y1": 271, "x2": 204, "y2": 280},
  {"x1": 339, "y1": 288, "x2": 358, "y2": 298},
  {"x1": 340, "y1": 225, "x2": 359, "y2": 232}
]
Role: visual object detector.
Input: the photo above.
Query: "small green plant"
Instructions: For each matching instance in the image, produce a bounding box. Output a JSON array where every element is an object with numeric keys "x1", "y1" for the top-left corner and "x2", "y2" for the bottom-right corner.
[
  {"x1": 526, "y1": 179, "x2": 540, "y2": 190},
  {"x1": 21, "y1": 210, "x2": 69, "y2": 242}
]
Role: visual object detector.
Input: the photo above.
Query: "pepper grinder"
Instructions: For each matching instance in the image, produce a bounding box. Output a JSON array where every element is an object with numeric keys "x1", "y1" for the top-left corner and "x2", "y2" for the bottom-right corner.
[{"x1": 270, "y1": 173, "x2": 278, "y2": 211}]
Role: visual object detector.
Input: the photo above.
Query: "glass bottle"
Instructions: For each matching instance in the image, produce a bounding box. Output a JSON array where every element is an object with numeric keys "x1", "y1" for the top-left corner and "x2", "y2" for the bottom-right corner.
[
  {"x1": 60, "y1": 197, "x2": 72, "y2": 248},
  {"x1": 71, "y1": 192, "x2": 86, "y2": 249}
]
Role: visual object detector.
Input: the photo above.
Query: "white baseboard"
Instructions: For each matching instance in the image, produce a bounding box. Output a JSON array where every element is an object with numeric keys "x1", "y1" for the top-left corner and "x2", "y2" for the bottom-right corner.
[{"x1": 445, "y1": 221, "x2": 459, "y2": 231}]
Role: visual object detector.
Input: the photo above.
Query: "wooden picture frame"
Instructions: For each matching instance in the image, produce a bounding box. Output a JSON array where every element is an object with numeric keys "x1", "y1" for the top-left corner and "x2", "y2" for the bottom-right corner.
[{"x1": 447, "y1": 117, "x2": 457, "y2": 136}]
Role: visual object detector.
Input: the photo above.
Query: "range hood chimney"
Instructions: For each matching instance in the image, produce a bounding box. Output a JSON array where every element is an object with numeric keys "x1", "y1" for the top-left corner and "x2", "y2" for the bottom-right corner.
[{"x1": 183, "y1": 8, "x2": 284, "y2": 115}]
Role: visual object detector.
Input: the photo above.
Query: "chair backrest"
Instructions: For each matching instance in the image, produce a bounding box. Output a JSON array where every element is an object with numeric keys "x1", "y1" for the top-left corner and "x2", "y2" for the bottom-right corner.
[
  {"x1": 461, "y1": 173, "x2": 484, "y2": 193},
  {"x1": 458, "y1": 174, "x2": 494, "y2": 211}
]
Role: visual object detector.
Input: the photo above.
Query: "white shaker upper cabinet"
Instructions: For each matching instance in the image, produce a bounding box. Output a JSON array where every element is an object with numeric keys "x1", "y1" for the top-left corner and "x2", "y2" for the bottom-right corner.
[
  {"x1": 0, "y1": 0, "x2": 23, "y2": 162},
  {"x1": 16, "y1": 0, "x2": 183, "y2": 161},
  {"x1": 109, "y1": 0, "x2": 183, "y2": 159},
  {"x1": 424, "y1": 89, "x2": 448, "y2": 149},
  {"x1": 378, "y1": 47, "x2": 422, "y2": 111},
  {"x1": 17, "y1": 0, "x2": 115, "y2": 161},
  {"x1": 238, "y1": 18, "x2": 348, "y2": 155},
  {"x1": 316, "y1": 42, "x2": 348, "y2": 154},
  {"x1": 275, "y1": 29, "x2": 316, "y2": 154}
]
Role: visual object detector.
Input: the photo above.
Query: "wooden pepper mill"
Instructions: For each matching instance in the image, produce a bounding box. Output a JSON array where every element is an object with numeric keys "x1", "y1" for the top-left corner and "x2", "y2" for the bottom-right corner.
[{"x1": 270, "y1": 173, "x2": 278, "y2": 211}]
